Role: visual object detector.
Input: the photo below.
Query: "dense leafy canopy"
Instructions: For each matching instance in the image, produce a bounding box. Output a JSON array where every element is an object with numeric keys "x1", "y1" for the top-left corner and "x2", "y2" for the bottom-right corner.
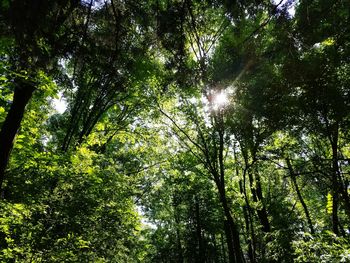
[{"x1": 1, "y1": 0, "x2": 350, "y2": 262}]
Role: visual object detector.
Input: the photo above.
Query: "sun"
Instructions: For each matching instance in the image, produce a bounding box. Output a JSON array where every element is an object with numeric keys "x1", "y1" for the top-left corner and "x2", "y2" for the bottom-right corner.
[{"x1": 213, "y1": 91, "x2": 228, "y2": 108}]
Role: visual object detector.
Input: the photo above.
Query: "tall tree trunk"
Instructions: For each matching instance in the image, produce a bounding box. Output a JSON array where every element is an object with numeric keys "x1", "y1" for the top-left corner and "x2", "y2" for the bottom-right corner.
[
  {"x1": 236, "y1": 146, "x2": 255, "y2": 263},
  {"x1": 254, "y1": 172, "x2": 270, "y2": 232},
  {"x1": 173, "y1": 194, "x2": 184, "y2": 263},
  {"x1": 0, "y1": 84, "x2": 35, "y2": 190},
  {"x1": 324, "y1": 121, "x2": 350, "y2": 235},
  {"x1": 221, "y1": 233, "x2": 227, "y2": 263},
  {"x1": 329, "y1": 122, "x2": 344, "y2": 235},
  {"x1": 331, "y1": 137, "x2": 341, "y2": 235},
  {"x1": 247, "y1": 167, "x2": 270, "y2": 232},
  {"x1": 176, "y1": 226, "x2": 184, "y2": 263},
  {"x1": 218, "y1": 186, "x2": 245, "y2": 263},
  {"x1": 331, "y1": 173, "x2": 340, "y2": 235},
  {"x1": 195, "y1": 195, "x2": 204, "y2": 263},
  {"x1": 174, "y1": 213, "x2": 184, "y2": 263},
  {"x1": 240, "y1": 180, "x2": 256, "y2": 263},
  {"x1": 286, "y1": 159, "x2": 315, "y2": 234},
  {"x1": 213, "y1": 234, "x2": 218, "y2": 263},
  {"x1": 223, "y1": 219, "x2": 236, "y2": 263},
  {"x1": 338, "y1": 174, "x2": 350, "y2": 222},
  {"x1": 215, "y1": 113, "x2": 244, "y2": 263}
]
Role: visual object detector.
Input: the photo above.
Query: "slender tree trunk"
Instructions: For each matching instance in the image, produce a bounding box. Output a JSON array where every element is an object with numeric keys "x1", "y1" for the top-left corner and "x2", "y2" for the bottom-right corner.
[
  {"x1": 176, "y1": 227, "x2": 184, "y2": 263},
  {"x1": 338, "y1": 172, "x2": 350, "y2": 220},
  {"x1": 236, "y1": 146, "x2": 255, "y2": 263},
  {"x1": 0, "y1": 84, "x2": 35, "y2": 190},
  {"x1": 174, "y1": 214, "x2": 184, "y2": 263},
  {"x1": 221, "y1": 233, "x2": 227, "y2": 263},
  {"x1": 213, "y1": 234, "x2": 218, "y2": 263},
  {"x1": 219, "y1": 187, "x2": 244, "y2": 263},
  {"x1": 332, "y1": 177, "x2": 340, "y2": 235},
  {"x1": 324, "y1": 121, "x2": 350, "y2": 235},
  {"x1": 215, "y1": 113, "x2": 244, "y2": 263},
  {"x1": 329, "y1": 123, "x2": 342, "y2": 235},
  {"x1": 331, "y1": 142, "x2": 342, "y2": 235},
  {"x1": 223, "y1": 219, "x2": 236, "y2": 263},
  {"x1": 254, "y1": 172, "x2": 270, "y2": 232},
  {"x1": 195, "y1": 195, "x2": 204, "y2": 263},
  {"x1": 247, "y1": 167, "x2": 270, "y2": 232},
  {"x1": 240, "y1": 180, "x2": 255, "y2": 263},
  {"x1": 286, "y1": 159, "x2": 315, "y2": 234},
  {"x1": 215, "y1": 178, "x2": 243, "y2": 263}
]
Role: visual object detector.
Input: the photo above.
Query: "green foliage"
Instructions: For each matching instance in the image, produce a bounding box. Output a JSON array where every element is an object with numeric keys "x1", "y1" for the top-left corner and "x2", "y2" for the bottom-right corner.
[
  {"x1": 0, "y1": 0, "x2": 350, "y2": 262},
  {"x1": 293, "y1": 232, "x2": 350, "y2": 263}
]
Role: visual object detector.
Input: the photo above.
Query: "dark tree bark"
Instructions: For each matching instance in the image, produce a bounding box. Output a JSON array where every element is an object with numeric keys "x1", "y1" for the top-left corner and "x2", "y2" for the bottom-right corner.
[
  {"x1": 236, "y1": 145, "x2": 255, "y2": 263},
  {"x1": 286, "y1": 158, "x2": 315, "y2": 234},
  {"x1": 195, "y1": 195, "x2": 205, "y2": 263},
  {"x1": 217, "y1": 181, "x2": 244, "y2": 263},
  {"x1": 216, "y1": 115, "x2": 245, "y2": 263},
  {"x1": 221, "y1": 233, "x2": 227, "y2": 263},
  {"x1": 330, "y1": 129, "x2": 350, "y2": 224},
  {"x1": 327, "y1": 121, "x2": 350, "y2": 235},
  {"x1": 173, "y1": 194, "x2": 184, "y2": 263},
  {"x1": 247, "y1": 169, "x2": 270, "y2": 233},
  {"x1": 330, "y1": 128, "x2": 341, "y2": 235},
  {"x1": 243, "y1": 151, "x2": 270, "y2": 233},
  {"x1": 0, "y1": 83, "x2": 35, "y2": 190},
  {"x1": 254, "y1": 172, "x2": 270, "y2": 232},
  {"x1": 240, "y1": 179, "x2": 256, "y2": 263},
  {"x1": 331, "y1": 171, "x2": 340, "y2": 235},
  {"x1": 223, "y1": 219, "x2": 236, "y2": 263}
]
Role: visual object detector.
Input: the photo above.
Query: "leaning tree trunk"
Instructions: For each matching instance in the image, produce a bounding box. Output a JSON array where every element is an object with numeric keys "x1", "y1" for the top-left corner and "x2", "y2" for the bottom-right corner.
[{"x1": 0, "y1": 83, "x2": 35, "y2": 190}]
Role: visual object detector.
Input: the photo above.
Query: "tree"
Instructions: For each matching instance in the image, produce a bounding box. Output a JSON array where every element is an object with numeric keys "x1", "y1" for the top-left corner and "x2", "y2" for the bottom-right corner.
[{"x1": 0, "y1": 0, "x2": 83, "y2": 188}]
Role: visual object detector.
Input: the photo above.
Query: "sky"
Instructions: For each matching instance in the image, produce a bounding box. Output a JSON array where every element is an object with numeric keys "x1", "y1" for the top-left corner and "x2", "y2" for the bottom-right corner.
[
  {"x1": 52, "y1": 92, "x2": 67, "y2": 114},
  {"x1": 273, "y1": 0, "x2": 297, "y2": 17}
]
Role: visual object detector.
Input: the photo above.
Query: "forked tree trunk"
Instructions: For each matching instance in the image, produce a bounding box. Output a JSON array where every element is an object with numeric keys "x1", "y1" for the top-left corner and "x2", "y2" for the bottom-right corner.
[{"x1": 0, "y1": 84, "x2": 35, "y2": 190}]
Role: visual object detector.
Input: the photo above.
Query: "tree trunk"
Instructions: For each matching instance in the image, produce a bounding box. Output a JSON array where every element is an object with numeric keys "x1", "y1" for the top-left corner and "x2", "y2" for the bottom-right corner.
[
  {"x1": 332, "y1": 176, "x2": 340, "y2": 235},
  {"x1": 254, "y1": 172, "x2": 270, "y2": 233},
  {"x1": 247, "y1": 169, "x2": 270, "y2": 232},
  {"x1": 286, "y1": 159, "x2": 315, "y2": 234},
  {"x1": 219, "y1": 187, "x2": 245, "y2": 263},
  {"x1": 236, "y1": 147, "x2": 255, "y2": 263},
  {"x1": 329, "y1": 123, "x2": 343, "y2": 235},
  {"x1": 215, "y1": 113, "x2": 244, "y2": 263},
  {"x1": 221, "y1": 233, "x2": 227, "y2": 263},
  {"x1": 224, "y1": 219, "x2": 237, "y2": 263},
  {"x1": 195, "y1": 195, "x2": 205, "y2": 263},
  {"x1": 0, "y1": 84, "x2": 35, "y2": 190},
  {"x1": 239, "y1": 179, "x2": 256, "y2": 263}
]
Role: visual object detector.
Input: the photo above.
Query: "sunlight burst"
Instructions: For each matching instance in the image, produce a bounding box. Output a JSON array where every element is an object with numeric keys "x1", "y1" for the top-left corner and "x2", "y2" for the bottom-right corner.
[{"x1": 213, "y1": 91, "x2": 228, "y2": 108}]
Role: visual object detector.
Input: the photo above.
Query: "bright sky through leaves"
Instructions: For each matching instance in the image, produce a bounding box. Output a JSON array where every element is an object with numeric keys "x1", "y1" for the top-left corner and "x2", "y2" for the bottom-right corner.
[{"x1": 52, "y1": 92, "x2": 67, "y2": 114}]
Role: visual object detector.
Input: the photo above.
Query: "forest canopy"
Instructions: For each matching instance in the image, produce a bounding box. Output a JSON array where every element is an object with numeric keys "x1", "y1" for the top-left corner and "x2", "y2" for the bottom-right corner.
[{"x1": 0, "y1": 0, "x2": 350, "y2": 262}]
